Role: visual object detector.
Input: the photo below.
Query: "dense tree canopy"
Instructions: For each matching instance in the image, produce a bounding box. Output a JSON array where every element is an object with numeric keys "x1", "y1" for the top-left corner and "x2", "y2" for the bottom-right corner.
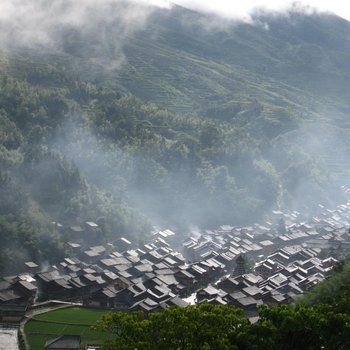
[{"x1": 96, "y1": 299, "x2": 350, "y2": 350}]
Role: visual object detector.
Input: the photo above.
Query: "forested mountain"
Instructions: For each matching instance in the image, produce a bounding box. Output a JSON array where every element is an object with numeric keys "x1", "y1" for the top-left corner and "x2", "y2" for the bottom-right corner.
[{"x1": 1, "y1": 2, "x2": 350, "y2": 274}]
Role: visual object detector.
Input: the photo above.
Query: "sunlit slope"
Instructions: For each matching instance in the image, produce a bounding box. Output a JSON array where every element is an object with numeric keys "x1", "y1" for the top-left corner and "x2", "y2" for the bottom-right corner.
[{"x1": 116, "y1": 8, "x2": 350, "y2": 124}]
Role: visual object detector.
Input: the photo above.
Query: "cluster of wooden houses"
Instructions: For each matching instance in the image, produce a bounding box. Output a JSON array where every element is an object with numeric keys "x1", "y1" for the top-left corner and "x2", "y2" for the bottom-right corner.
[
  {"x1": 181, "y1": 203, "x2": 350, "y2": 315},
  {"x1": 1, "y1": 202, "x2": 350, "y2": 323}
]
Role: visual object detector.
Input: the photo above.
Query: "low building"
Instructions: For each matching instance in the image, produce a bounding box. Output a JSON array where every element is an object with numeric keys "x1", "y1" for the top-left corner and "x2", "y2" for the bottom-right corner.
[{"x1": 44, "y1": 335, "x2": 81, "y2": 350}]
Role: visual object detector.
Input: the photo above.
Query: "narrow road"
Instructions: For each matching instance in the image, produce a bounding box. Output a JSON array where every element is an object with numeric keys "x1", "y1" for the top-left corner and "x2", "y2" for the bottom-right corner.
[{"x1": 20, "y1": 301, "x2": 82, "y2": 350}]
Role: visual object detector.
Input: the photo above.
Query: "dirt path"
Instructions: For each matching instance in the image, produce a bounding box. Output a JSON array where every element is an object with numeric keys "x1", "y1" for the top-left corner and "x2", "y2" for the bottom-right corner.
[{"x1": 20, "y1": 301, "x2": 82, "y2": 350}]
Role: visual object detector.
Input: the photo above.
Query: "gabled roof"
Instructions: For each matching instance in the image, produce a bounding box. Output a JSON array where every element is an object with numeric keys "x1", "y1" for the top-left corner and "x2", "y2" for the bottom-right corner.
[
  {"x1": 166, "y1": 296, "x2": 188, "y2": 308},
  {"x1": 199, "y1": 285, "x2": 220, "y2": 296},
  {"x1": 129, "y1": 297, "x2": 158, "y2": 312},
  {"x1": 25, "y1": 261, "x2": 39, "y2": 269},
  {"x1": 234, "y1": 296, "x2": 260, "y2": 307},
  {"x1": 242, "y1": 285, "x2": 261, "y2": 297},
  {"x1": 85, "y1": 221, "x2": 99, "y2": 228},
  {"x1": 36, "y1": 269, "x2": 62, "y2": 283},
  {"x1": 228, "y1": 291, "x2": 246, "y2": 300},
  {"x1": 45, "y1": 335, "x2": 81, "y2": 349},
  {"x1": 157, "y1": 275, "x2": 179, "y2": 286},
  {"x1": 218, "y1": 277, "x2": 239, "y2": 287},
  {"x1": 175, "y1": 269, "x2": 195, "y2": 279},
  {"x1": 15, "y1": 280, "x2": 37, "y2": 292},
  {"x1": 242, "y1": 273, "x2": 263, "y2": 285},
  {"x1": 0, "y1": 288, "x2": 23, "y2": 302}
]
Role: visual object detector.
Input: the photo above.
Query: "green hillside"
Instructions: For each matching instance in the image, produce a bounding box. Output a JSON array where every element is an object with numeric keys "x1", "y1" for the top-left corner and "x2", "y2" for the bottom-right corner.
[
  {"x1": 121, "y1": 9, "x2": 350, "y2": 118},
  {"x1": 51, "y1": 4, "x2": 350, "y2": 188},
  {"x1": 1, "y1": 3, "x2": 350, "y2": 274}
]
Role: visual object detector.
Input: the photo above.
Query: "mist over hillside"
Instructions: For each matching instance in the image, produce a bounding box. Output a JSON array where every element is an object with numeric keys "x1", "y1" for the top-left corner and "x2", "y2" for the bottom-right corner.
[{"x1": 0, "y1": 1, "x2": 350, "y2": 274}]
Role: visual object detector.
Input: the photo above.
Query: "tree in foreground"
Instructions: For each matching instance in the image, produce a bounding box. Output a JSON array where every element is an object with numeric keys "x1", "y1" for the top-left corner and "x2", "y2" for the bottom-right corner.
[
  {"x1": 95, "y1": 303, "x2": 275, "y2": 350},
  {"x1": 95, "y1": 300, "x2": 350, "y2": 350}
]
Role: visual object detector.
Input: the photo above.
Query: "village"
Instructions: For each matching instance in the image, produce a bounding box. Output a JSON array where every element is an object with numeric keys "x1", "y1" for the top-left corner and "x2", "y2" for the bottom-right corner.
[{"x1": 1, "y1": 199, "x2": 350, "y2": 329}]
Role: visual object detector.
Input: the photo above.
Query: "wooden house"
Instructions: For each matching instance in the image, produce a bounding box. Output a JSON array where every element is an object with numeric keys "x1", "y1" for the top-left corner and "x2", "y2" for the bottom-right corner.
[{"x1": 44, "y1": 335, "x2": 81, "y2": 350}]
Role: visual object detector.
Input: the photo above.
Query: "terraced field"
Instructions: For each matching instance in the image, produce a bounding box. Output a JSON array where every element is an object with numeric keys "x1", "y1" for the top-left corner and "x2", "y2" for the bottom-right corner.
[{"x1": 24, "y1": 307, "x2": 113, "y2": 350}]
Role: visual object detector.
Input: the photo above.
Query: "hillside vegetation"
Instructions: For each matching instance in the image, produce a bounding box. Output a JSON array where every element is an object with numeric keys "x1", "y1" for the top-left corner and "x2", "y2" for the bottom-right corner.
[{"x1": 1, "y1": 4, "x2": 350, "y2": 274}]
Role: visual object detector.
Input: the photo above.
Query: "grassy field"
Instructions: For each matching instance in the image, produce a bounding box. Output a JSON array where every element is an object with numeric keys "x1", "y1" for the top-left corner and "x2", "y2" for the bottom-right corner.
[{"x1": 24, "y1": 307, "x2": 114, "y2": 350}]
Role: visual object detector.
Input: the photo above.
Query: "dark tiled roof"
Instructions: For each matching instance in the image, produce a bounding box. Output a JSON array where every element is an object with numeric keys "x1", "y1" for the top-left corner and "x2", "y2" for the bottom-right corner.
[{"x1": 45, "y1": 335, "x2": 81, "y2": 349}]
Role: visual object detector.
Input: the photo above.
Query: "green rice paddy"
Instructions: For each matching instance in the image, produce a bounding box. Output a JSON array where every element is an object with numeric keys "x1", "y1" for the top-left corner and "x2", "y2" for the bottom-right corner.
[{"x1": 24, "y1": 307, "x2": 114, "y2": 350}]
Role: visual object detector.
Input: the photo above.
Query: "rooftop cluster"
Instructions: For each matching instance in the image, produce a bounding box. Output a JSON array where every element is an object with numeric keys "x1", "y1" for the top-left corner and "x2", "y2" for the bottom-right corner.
[{"x1": 1, "y1": 202, "x2": 350, "y2": 323}]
